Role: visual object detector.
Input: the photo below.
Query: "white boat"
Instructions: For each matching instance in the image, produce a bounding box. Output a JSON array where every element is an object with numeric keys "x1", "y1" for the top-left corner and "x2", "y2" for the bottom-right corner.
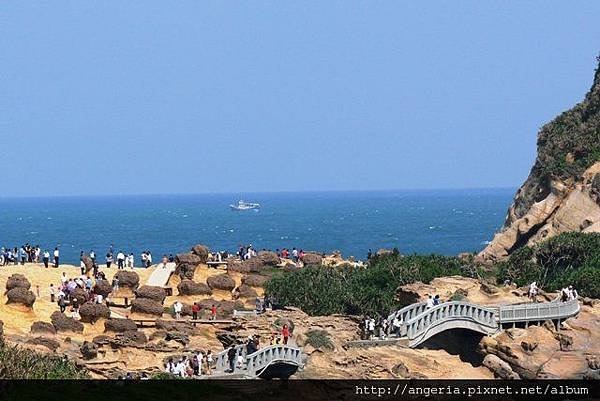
[{"x1": 230, "y1": 200, "x2": 261, "y2": 211}]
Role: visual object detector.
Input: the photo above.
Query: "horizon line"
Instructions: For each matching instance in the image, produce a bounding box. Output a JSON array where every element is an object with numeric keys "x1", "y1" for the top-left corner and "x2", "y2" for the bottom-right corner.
[{"x1": 0, "y1": 186, "x2": 518, "y2": 200}]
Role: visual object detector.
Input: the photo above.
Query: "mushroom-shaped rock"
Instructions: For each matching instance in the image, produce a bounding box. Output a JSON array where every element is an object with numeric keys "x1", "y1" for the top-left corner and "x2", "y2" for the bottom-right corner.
[
  {"x1": 241, "y1": 274, "x2": 270, "y2": 287},
  {"x1": 135, "y1": 285, "x2": 167, "y2": 303},
  {"x1": 30, "y1": 321, "x2": 57, "y2": 335},
  {"x1": 6, "y1": 287, "x2": 36, "y2": 307},
  {"x1": 257, "y1": 251, "x2": 280, "y2": 266},
  {"x1": 175, "y1": 253, "x2": 202, "y2": 266},
  {"x1": 79, "y1": 302, "x2": 111, "y2": 323},
  {"x1": 6, "y1": 274, "x2": 31, "y2": 291},
  {"x1": 69, "y1": 287, "x2": 89, "y2": 303},
  {"x1": 104, "y1": 318, "x2": 138, "y2": 333},
  {"x1": 115, "y1": 271, "x2": 140, "y2": 289},
  {"x1": 93, "y1": 280, "x2": 112, "y2": 298},
  {"x1": 131, "y1": 298, "x2": 164, "y2": 316},
  {"x1": 80, "y1": 341, "x2": 98, "y2": 359},
  {"x1": 207, "y1": 274, "x2": 236, "y2": 291},
  {"x1": 191, "y1": 244, "x2": 210, "y2": 263},
  {"x1": 51, "y1": 311, "x2": 84, "y2": 332},
  {"x1": 177, "y1": 280, "x2": 212, "y2": 296},
  {"x1": 301, "y1": 253, "x2": 323, "y2": 266},
  {"x1": 235, "y1": 284, "x2": 258, "y2": 299},
  {"x1": 81, "y1": 255, "x2": 94, "y2": 273}
]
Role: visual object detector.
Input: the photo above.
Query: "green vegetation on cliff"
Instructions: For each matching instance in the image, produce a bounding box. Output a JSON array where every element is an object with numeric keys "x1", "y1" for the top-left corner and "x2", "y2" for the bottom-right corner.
[
  {"x1": 0, "y1": 337, "x2": 88, "y2": 379},
  {"x1": 536, "y1": 56, "x2": 600, "y2": 182},
  {"x1": 265, "y1": 251, "x2": 473, "y2": 316},
  {"x1": 497, "y1": 232, "x2": 600, "y2": 298}
]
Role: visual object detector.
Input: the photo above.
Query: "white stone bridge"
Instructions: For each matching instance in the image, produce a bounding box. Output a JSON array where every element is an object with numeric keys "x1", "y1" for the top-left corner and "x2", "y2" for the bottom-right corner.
[{"x1": 352, "y1": 298, "x2": 581, "y2": 348}]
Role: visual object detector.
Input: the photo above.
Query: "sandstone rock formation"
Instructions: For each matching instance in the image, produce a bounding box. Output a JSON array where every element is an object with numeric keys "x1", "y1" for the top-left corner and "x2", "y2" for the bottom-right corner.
[
  {"x1": 30, "y1": 321, "x2": 56, "y2": 335},
  {"x1": 104, "y1": 318, "x2": 138, "y2": 333},
  {"x1": 6, "y1": 287, "x2": 36, "y2": 307},
  {"x1": 175, "y1": 253, "x2": 202, "y2": 280},
  {"x1": 79, "y1": 302, "x2": 111, "y2": 323},
  {"x1": 51, "y1": 311, "x2": 84, "y2": 332},
  {"x1": 80, "y1": 341, "x2": 98, "y2": 359},
  {"x1": 241, "y1": 274, "x2": 270, "y2": 287},
  {"x1": 234, "y1": 284, "x2": 258, "y2": 299},
  {"x1": 114, "y1": 271, "x2": 140, "y2": 289},
  {"x1": 6, "y1": 274, "x2": 31, "y2": 291},
  {"x1": 93, "y1": 279, "x2": 112, "y2": 297},
  {"x1": 191, "y1": 244, "x2": 210, "y2": 263},
  {"x1": 177, "y1": 279, "x2": 212, "y2": 296},
  {"x1": 301, "y1": 253, "x2": 323, "y2": 266},
  {"x1": 207, "y1": 274, "x2": 236, "y2": 291},
  {"x1": 131, "y1": 298, "x2": 164, "y2": 316},
  {"x1": 135, "y1": 285, "x2": 167, "y2": 303},
  {"x1": 480, "y1": 58, "x2": 600, "y2": 261}
]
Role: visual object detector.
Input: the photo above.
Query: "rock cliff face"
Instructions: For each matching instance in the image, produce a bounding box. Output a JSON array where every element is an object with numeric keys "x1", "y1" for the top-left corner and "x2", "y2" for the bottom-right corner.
[{"x1": 480, "y1": 57, "x2": 600, "y2": 261}]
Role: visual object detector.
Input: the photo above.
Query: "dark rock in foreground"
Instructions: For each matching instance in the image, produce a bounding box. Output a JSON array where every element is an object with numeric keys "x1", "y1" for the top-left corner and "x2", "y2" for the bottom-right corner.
[
  {"x1": 177, "y1": 279, "x2": 212, "y2": 296},
  {"x1": 135, "y1": 285, "x2": 167, "y2": 303},
  {"x1": 207, "y1": 274, "x2": 236, "y2": 291},
  {"x1": 51, "y1": 311, "x2": 84, "y2": 332},
  {"x1": 6, "y1": 287, "x2": 36, "y2": 307},
  {"x1": 131, "y1": 298, "x2": 164, "y2": 316}
]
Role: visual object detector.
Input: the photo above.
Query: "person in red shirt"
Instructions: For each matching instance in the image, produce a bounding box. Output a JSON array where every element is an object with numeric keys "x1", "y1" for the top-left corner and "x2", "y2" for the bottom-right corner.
[
  {"x1": 281, "y1": 324, "x2": 290, "y2": 345},
  {"x1": 211, "y1": 304, "x2": 217, "y2": 320},
  {"x1": 191, "y1": 302, "x2": 200, "y2": 320}
]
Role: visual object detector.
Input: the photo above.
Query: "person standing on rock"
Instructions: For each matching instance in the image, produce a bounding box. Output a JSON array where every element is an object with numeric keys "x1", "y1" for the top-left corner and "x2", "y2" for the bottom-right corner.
[
  {"x1": 127, "y1": 253, "x2": 134, "y2": 269},
  {"x1": 173, "y1": 301, "x2": 183, "y2": 319},
  {"x1": 106, "y1": 252, "x2": 113, "y2": 268},
  {"x1": 49, "y1": 283, "x2": 56, "y2": 303},
  {"x1": 90, "y1": 250, "x2": 96, "y2": 265},
  {"x1": 281, "y1": 324, "x2": 290, "y2": 345},
  {"x1": 42, "y1": 249, "x2": 50, "y2": 268},
  {"x1": 117, "y1": 251, "x2": 125, "y2": 270},
  {"x1": 210, "y1": 304, "x2": 217, "y2": 320},
  {"x1": 191, "y1": 302, "x2": 200, "y2": 320},
  {"x1": 58, "y1": 293, "x2": 66, "y2": 313},
  {"x1": 53, "y1": 247, "x2": 60, "y2": 268},
  {"x1": 161, "y1": 254, "x2": 168, "y2": 269}
]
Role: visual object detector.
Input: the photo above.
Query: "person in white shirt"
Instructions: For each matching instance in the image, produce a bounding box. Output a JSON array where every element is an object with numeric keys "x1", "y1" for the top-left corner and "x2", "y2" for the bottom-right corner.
[
  {"x1": 426, "y1": 295, "x2": 435, "y2": 309},
  {"x1": 42, "y1": 250, "x2": 50, "y2": 268},
  {"x1": 236, "y1": 354, "x2": 245, "y2": 369},
  {"x1": 392, "y1": 316, "x2": 403, "y2": 336},
  {"x1": 529, "y1": 281, "x2": 538, "y2": 302},
  {"x1": 196, "y1": 352, "x2": 204, "y2": 375},
  {"x1": 61, "y1": 272, "x2": 68, "y2": 284},
  {"x1": 127, "y1": 253, "x2": 134, "y2": 269},
  {"x1": 53, "y1": 247, "x2": 60, "y2": 268},
  {"x1": 96, "y1": 293, "x2": 104, "y2": 304},
  {"x1": 173, "y1": 301, "x2": 183, "y2": 319},
  {"x1": 117, "y1": 251, "x2": 125, "y2": 269}
]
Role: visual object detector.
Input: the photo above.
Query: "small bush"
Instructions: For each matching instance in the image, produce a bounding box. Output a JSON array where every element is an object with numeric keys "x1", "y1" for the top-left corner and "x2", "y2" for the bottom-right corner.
[
  {"x1": 305, "y1": 330, "x2": 334, "y2": 351},
  {"x1": 0, "y1": 338, "x2": 87, "y2": 379}
]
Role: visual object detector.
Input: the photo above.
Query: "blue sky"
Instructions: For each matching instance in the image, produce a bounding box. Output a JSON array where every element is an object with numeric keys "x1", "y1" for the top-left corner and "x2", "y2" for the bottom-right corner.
[{"x1": 1, "y1": 2, "x2": 599, "y2": 196}]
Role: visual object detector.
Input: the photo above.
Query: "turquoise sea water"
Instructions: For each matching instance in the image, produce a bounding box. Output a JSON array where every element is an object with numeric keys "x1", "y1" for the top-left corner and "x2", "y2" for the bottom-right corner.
[{"x1": 0, "y1": 189, "x2": 514, "y2": 264}]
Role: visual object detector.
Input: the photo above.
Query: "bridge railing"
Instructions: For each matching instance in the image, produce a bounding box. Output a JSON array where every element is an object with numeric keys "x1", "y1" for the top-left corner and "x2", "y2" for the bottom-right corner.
[
  {"x1": 386, "y1": 302, "x2": 427, "y2": 336},
  {"x1": 404, "y1": 301, "x2": 499, "y2": 341},
  {"x1": 498, "y1": 298, "x2": 580, "y2": 324},
  {"x1": 213, "y1": 344, "x2": 302, "y2": 376},
  {"x1": 246, "y1": 345, "x2": 303, "y2": 375}
]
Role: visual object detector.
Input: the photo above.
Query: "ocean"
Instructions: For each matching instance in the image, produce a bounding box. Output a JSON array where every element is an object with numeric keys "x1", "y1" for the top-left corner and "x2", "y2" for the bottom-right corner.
[{"x1": 0, "y1": 189, "x2": 514, "y2": 264}]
